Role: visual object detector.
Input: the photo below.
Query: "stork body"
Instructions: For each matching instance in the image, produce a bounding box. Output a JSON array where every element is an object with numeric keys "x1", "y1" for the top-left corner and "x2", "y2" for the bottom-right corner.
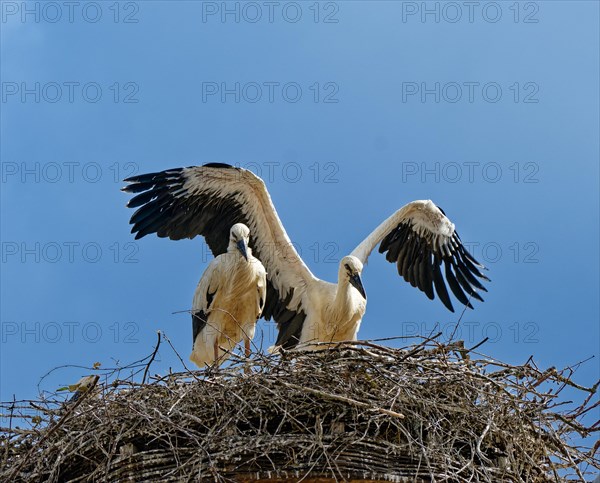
[
  {"x1": 289, "y1": 262, "x2": 367, "y2": 349},
  {"x1": 190, "y1": 223, "x2": 266, "y2": 367},
  {"x1": 123, "y1": 164, "x2": 489, "y2": 352}
]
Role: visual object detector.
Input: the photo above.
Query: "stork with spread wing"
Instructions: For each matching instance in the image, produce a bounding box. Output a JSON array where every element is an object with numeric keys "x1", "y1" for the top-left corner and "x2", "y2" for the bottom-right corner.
[{"x1": 122, "y1": 163, "x2": 489, "y2": 351}]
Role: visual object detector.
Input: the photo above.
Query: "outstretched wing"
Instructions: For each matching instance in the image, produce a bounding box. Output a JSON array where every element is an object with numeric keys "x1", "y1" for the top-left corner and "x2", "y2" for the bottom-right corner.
[
  {"x1": 122, "y1": 163, "x2": 312, "y2": 341},
  {"x1": 350, "y1": 200, "x2": 489, "y2": 312}
]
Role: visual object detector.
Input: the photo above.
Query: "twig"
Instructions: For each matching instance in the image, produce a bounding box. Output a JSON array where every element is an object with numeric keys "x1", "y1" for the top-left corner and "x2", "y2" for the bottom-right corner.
[
  {"x1": 279, "y1": 381, "x2": 405, "y2": 419},
  {"x1": 142, "y1": 331, "x2": 162, "y2": 385},
  {"x1": 6, "y1": 375, "x2": 98, "y2": 480}
]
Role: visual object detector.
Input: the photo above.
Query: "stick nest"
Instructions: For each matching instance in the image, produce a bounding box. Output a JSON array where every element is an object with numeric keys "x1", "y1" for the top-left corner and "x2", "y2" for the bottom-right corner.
[{"x1": 1, "y1": 339, "x2": 598, "y2": 482}]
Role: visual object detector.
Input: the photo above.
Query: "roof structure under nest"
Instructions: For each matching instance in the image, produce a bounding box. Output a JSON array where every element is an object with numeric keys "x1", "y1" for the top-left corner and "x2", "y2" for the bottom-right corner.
[{"x1": 1, "y1": 338, "x2": 598, "y2": 482}]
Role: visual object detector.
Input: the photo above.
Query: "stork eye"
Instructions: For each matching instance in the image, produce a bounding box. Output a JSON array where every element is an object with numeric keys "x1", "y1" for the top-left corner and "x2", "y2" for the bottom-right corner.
[{"x1": 344, "y1": 264, "x2": 350, "y2": 271}]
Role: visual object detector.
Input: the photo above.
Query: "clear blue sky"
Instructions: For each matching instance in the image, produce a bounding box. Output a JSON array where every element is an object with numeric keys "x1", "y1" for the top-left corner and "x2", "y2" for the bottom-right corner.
[{"x1": 1, "y1": 0, "x2": 598, "y2": 425}]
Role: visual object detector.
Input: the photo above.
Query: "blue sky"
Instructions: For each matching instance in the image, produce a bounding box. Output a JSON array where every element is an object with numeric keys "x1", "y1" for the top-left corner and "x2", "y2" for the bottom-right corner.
[{"x1": 1, "y1": 0, "x2": 598, "y2": 433}]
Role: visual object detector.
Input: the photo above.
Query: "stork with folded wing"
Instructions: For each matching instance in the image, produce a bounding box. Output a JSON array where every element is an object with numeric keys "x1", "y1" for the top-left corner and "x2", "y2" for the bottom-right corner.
[{"x1": 189, "y1": 223, "x2": 266, "y2": 367}]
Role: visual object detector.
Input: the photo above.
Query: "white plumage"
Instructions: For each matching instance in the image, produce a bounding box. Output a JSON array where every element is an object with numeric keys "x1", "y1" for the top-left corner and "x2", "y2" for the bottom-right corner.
[
  {"x1": 189, "y1": 223, "x2": 266, "y2": 367},
  {"x1": 123, "y1": 163, "x2": 489, "y2": 352}
]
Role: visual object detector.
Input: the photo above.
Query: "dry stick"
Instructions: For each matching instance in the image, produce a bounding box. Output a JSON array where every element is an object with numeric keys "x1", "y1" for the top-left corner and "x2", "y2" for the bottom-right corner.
[
  {"x1": 549, "y1": 423, "x2": 588, "y2": 482},
  {"x1": 6, "y1": 375, "x2": 99, "y2": 480},
  {"x1": 553, "y1": 412, "x2": 599, "y2": 437},
  {"x1": 591, "y1": 440, "x2": 600, "y2": 458},
  {"x1": 398, "y1": 332, "x2": 444, "y2": 362},
  {"x1": 569, "y1": 381, "x2": 599, "y2": 417},
  {"x1": 160, "y1": 332, "x2": 205, "y2": 383},
  {"x1": 329, "y1": 340, "x2": 399, "y2": 357},
  {"x1": 279, "y1": 380, "x2": 405, "y2": 419},
  {"x1": 142, "y1": 331, "x2": 162, "y2": 385},
  {"x1": 564, "y1": 354, "x2": 596, "y2": 374},
  {"x1": 466, "y1": 337, "x2": 489, "y2": 354},
  {"x1": 304, "y1": 332, "x2": 442, "y2": 360},
  {"x1": 364, "y1": 335, "x2": 430, "y2": 343},
  {"x1": 553, "y1": 373, "x2": 598, "y2": 394},
  {"x1": 449, "y1": 294, "x2": 473, "y2": 341},
  {"x1": 1, "y1": 396, "x2": 17, "y2": 466},
  {"x1": 570, "y1": 399, "x2": 600, "y2": 421}
]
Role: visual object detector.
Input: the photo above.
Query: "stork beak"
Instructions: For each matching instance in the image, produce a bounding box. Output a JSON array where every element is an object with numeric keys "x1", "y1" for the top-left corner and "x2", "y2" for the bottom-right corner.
[
  {"x1": 236, "y1": 239, "x2": 249, "y2": 261},
  {"x1": 350, "y1": 273, "x2": 366, "y2": 299}
]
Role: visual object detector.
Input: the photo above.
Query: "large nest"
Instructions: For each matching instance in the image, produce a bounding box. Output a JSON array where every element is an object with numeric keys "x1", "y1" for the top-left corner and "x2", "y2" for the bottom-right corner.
[{"x1": 1, "y1": 338, "x2": 598, "y2": 482}]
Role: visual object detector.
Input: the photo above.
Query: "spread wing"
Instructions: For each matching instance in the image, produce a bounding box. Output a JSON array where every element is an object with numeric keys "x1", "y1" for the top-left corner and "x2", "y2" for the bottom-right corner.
[
  {"x1": 351, "y1": 200, "x2": 489, "y2": 312},
  {"x1": 122, "y1": 163, "x2": 312, "y2": 343}
]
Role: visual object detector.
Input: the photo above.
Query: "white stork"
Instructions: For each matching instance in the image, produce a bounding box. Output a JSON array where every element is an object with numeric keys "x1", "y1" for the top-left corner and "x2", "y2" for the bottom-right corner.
[
  {"x1": 189, "y1": 223, "x2": 266, "y2": 367},
  {"x1": 122, "y1": 163, "x2": 489, "y2": 351}
]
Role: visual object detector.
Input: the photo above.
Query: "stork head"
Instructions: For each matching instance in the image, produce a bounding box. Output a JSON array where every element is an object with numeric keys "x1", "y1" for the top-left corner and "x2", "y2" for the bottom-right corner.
[
  {"x1": 340, "y1": 255, "x2": 366, "y2": 299},
  {"x1": 229, "y1": 223, "x2": 250, "y2": 261}
]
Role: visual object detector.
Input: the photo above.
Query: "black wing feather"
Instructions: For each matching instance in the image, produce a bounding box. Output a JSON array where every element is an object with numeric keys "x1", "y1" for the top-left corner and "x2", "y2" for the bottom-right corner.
[
  {"x1": 123, "y1": 164, "x2": 246, "y2": 250},
  {"x1": 378, "y1": 206, "x2": 488, "y2": 312},
  {"x1": 453, "y1": 260, "x2": 485, "y2": 301},
  {"x1": 192, "y1": 310, "x2": 207, "y2": 348},
  {"x1": 432, "y1": 255, "x2": 454, "y2": 312},
  {"x1": 263, "y1": 284, "x2": 306, "y2": 350},
  {"x1": 420, "y1": 252, "x2": 434, "y2": 300},
  {"x1": 457, "y1": 246, "x2": 490, "y2": 281},
  {"x1": 444, "y1": 259, "x2": 474, "y2": 309}
]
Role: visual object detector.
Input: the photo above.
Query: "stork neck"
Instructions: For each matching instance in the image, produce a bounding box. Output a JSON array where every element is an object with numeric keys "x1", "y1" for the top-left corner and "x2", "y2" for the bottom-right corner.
[
  {"x1": 350, "y1": 207, "x2": 410, "y2": 264},
  {"x1": 331, "y1": 275, "x2": 356, "y2": 319}
]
